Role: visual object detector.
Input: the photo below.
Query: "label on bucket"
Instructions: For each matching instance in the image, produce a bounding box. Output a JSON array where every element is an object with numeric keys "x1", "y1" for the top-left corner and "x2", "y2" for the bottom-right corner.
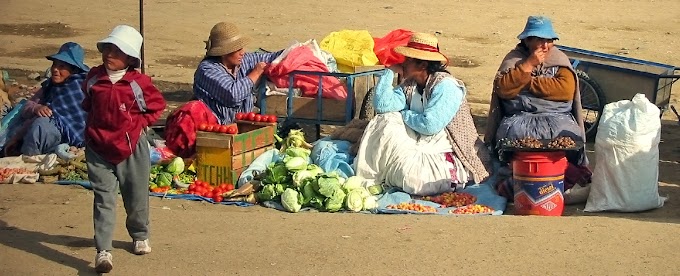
[{"x1": 513, "y1": 176, "x2": 565, "y2": 216}]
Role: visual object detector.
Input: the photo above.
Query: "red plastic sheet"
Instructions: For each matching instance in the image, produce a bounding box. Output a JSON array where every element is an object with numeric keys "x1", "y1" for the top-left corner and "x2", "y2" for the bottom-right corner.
[{"x1": 373, "y1": 29, "x2": 413, "y2": 67}]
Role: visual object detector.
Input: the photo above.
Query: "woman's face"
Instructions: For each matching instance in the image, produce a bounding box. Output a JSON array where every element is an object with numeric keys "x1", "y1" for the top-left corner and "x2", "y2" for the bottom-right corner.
[
  {"x1": 101, "y1": 43, "x2": 135, "y2": 71},
  {"x1": 223, "y1": 48, "x2": 245, "y2": 68},
  {"x1": 50, "y1": 60, "x2": 74, "y2": 84},
  {"x1": 401, "y1": 57, "x2": 427, "y2": 79},
  {"x1": 525, "y1": 37, "x2": 555, "y2": 52}
]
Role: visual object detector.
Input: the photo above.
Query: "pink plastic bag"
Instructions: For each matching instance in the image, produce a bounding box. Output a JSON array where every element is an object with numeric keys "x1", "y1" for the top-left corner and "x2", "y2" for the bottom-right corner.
[
  {"x1": 266, "y1": 46, "x2": 347, "y2": 100},
  {"x1": 373, "y1": 29, "x2": 413, "y2": 67}
]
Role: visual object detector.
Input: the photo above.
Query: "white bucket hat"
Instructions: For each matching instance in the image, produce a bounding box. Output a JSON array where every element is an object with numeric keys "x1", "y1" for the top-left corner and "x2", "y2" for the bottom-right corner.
[{"x1": 97, "y1": 25, "x2": 143, "y2": 68}]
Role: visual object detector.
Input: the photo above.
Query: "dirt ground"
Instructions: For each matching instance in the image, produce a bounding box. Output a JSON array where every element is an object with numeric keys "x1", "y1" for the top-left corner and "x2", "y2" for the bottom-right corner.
[{"x1": 1, "y1": 0, "x2": 680, "y2": 275}]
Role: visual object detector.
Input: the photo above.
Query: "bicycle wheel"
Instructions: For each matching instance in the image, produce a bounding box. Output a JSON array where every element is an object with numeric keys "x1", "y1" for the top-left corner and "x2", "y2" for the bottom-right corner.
[{"x1": 577, "y1": 70, "x2": 606, "y2": 139}]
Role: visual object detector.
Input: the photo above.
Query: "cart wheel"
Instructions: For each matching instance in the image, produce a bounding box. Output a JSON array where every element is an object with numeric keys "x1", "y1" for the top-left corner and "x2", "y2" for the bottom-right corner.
[
  {"x1": 577, "y1": 70, "x2": 606, "y2": 140},
  {"x1": 359, "y1": 86, "x2": 376, "y2": 120}
]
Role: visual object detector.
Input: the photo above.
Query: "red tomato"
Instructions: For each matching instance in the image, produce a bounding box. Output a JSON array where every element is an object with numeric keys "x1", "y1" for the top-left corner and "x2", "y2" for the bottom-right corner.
[
  {"x1": 219, "y1": 184, "x2": 228, "y2": 190},
  {"x1": 188, "y1": 184, "x2": 196, "y2": 191},
  {"x1": 219, "y1": 125, "x2": 229, "y2": 133},
  {"x1": 246, "y1": 112, "x2": 256, "y2": 121},
  {"x1": 198, "y1": 123, "x2": 208, "y2": 131},
  {"x1": 267, "y1": 115, "x2": 277, "y2": 123},
  {"x1": 235, "y1": 112, "x2": 245, "y2": 120},
  {"x1": 226, "y1": 126, "x2": 237, "y2": 134},
  {"x1": 213, "y1": 195, "x2": 224, "y2": 203},
  {"x1": 205, "y1": 124, "x2": 215, "y2": 132},
  {"x1": 225, "y1": 184, "x2": 235, "y2": 191}
]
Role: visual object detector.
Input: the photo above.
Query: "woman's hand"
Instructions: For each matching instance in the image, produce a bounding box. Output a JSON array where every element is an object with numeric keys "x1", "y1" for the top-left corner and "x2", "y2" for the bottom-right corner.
[
  {"x1": 520, "y1": 48, "x2": 547, "y2": 73},
  {"x1": 35, "y1": 105, "x2": 52, "y2": 117},
  {"x1": 387, "y1": 64, "x2": 403, "y2": 75},
  {"x1": 248, "y1": 62, "x2": 269, "y2": 83}
]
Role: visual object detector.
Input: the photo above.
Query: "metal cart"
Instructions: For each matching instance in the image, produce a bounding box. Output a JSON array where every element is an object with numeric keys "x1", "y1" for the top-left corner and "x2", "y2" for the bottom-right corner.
[{"x1": 557, "y1": 45, "x2": 680, "y2": 138}]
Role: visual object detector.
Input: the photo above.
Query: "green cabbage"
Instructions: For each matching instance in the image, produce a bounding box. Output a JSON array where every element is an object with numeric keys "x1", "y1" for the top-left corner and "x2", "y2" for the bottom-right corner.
[
  {"x1": 342, "y1": 176, "x2": 363, "y2": 192},
  {"x1": 324, "y1": 188, "x2": 346, "y2": 212},
  {"x1": 363, "y1": 196, "x2": 378, "y2": 211},
  {"x1": 306, "y1": 164, "x2": 324, "y2": 176},
  {"x1": 317, "y1": 178, "x2": 341, "y2": 198},
  {"x1": 301, "y1": 182, "x2": 318, "y2": 206},
  {"x1": 309, "y1": 194, "x2": 326, "y2": 210},
  {"x1": 292, "y1": 170, "x2": 316, "y2": 189},
  {"x1": 264, "y1": 162, "x2": 290, "y2": 184},
  {"x1": 257, "y1": 184, "x2": 278, "y2": 202},
  {"x1": 165, "y1": 157, "x2": 184, "y2": 175},
  {"x1": 367, "y1": 184, "x2": 384, "y2": 195},
  {"x1": 281, "y1": 188, "x2": 302, "y2": 213},
  {"x1": 285, "y1": 147, "x2": 311, "y2": 159},
  {"x1": 344, "y1": 189, "x2": 364, "y2": 212},
  {"x1": 274, "y1": 183, "x2": 286, "y2": 195},
  {"x1": 284, "y1": 156, "x2": 308, "y2": 171},
  {"x1": 155, "y1": 172, "x2": 172, "y2": 187},
  {"x1": 317, "y1": 171, "x2": 345, "y2": 198}
]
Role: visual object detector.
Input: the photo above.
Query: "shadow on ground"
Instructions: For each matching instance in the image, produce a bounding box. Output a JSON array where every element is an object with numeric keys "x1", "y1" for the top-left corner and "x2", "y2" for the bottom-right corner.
[{"x1": 0, "y1": 219, "x2": 131, "y2": 275}]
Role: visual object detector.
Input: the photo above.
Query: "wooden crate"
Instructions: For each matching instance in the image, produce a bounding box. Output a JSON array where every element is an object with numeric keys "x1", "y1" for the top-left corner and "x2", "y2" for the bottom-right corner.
[
  {"x1": 195, "y1": 121, "x2": 276, "y2": 185},
  {"x1": 263, "y1": 95, "x2": 347, "y2": 121}
]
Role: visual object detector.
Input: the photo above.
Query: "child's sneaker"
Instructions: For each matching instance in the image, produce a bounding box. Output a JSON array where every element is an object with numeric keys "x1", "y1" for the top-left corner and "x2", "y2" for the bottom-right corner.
[
  {"x1": 133, "y1": 239, "x2": 151, "y2": 255},
  {"x1": 94, "y1": 251, "x2": 113, "y2": 273}
]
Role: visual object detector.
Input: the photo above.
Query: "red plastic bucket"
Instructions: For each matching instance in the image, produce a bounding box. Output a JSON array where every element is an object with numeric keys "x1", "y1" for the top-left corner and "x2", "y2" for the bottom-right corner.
[{"x1": 512, "y1": 151, "x2": 568, "y2": 216}]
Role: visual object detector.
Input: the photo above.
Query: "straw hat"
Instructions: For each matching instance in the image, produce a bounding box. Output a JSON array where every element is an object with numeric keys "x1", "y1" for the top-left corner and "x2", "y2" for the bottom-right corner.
[
  {"x1": 205, "y1": 22, "x2": 252, "y2": 57},
  {"x1": 394, "y1": 33, "x2": 448, "y2": 63}
]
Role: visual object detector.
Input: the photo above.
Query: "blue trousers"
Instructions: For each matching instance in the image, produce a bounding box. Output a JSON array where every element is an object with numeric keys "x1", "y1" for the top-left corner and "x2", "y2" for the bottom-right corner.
[{"x1": 21, "y1": 117, "x2": 61, "y2": 155}]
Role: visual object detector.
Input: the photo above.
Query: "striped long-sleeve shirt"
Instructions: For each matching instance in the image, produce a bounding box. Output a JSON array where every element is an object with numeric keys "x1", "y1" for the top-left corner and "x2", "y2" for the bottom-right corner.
[{"x1": 193, "y1": 51, "x2": 282, "y2": 124}]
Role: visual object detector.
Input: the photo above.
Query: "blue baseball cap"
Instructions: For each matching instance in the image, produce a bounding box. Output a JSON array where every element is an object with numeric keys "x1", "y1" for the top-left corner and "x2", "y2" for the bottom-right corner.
[
  {"x1": 517, "y1": 16, "x2": 560, "y2": 40},
  {"x1": 46, "y1": 42, "x2": 90, "y2": 72}
]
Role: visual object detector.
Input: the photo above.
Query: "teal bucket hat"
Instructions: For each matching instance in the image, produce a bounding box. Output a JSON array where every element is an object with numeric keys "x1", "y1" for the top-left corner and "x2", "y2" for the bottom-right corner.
[
  {"x1": 46, "y1": 42, "x2": 90, "y2": 72},
  {"x1": 517, "y1": 16, "x2": 560, "y2": 40}
]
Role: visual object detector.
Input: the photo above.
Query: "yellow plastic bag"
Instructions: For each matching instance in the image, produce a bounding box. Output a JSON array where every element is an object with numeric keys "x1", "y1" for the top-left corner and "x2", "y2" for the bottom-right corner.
[{"x1": 320, "y1": 30, "x2": 379, "y2": 73}]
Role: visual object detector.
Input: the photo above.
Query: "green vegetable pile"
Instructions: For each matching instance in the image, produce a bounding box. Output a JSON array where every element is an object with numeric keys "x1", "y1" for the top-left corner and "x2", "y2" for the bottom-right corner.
[
  {"x1": 149, "y1": 157, "x2": 195, "y2": 190},
  {"x1": 257, "y1": 129, "x2": 383, "y2": 213}
]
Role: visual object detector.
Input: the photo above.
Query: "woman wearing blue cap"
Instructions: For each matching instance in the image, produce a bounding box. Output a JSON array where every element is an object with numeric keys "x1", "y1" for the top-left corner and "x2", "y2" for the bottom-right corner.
[
  {"x1": 4, "y1": 42, "x2": 90, "y2": 156},
  {"x1": 485, "y1": 16, "x2": 591, "y2": 190}
]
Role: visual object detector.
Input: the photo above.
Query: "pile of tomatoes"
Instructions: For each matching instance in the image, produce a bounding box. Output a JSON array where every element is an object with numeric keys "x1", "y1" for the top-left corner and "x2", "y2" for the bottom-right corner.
[
  {"x1": 198, "y1": 123, "x2": 238, "y2": 134},
  {"x1": 386, "y1": 203, "x2": 437, "y2": 213},
  {"x1": 422, "y1": 192, "x2": 477, "y2": 207},
  {"x1": 149, "y1": 186, "x2": 172, "y2": 193},
  {"x1": 186, "y1": 180, "x2": 235, "y2": 203},
  {"x1": 235, "y1": 112, "x2": 277, "y2": 123},
  {"x1": 450, "y1": 204, "x2": 494, "y2": 215},
  {"x1": 0, "y1": 168, "x2": 34, "y2": 183}
]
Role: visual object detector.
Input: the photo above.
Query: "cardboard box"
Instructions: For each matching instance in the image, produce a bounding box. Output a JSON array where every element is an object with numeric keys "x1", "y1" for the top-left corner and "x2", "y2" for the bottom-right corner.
[{"x1": 195, "y1": 121, "x2": 276, "y2": 185}]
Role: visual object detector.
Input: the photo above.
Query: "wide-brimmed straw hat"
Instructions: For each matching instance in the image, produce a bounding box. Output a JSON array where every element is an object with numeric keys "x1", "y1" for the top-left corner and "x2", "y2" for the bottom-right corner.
[
  {"x1": 394, "y1": 33, "x2": 448, "y2": 63},
  {"x1": 517, "y1": 15, "x2": 560, "y2": 40},
  {"x1": 46, "y1": 42, "x2": 89, "y2": 72},
  {"x1": 205, "y1": 22, "x2": 252, "y2": 57}
]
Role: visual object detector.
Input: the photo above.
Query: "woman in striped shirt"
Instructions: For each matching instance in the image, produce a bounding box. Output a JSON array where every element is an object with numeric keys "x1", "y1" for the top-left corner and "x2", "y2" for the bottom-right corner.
[
  {"x1": 165, "y1": 22, "x2": 282, "y2": 158},
  {"x1": 193, "y1": 21, "x2": 282, "y2": 124}
]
